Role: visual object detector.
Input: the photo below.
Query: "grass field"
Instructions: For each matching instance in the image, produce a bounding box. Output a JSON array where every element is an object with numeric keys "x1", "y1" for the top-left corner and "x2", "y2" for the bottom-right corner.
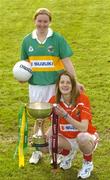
[{"x1": 0, "y1": 0, "x2": 110, "y2": 179}]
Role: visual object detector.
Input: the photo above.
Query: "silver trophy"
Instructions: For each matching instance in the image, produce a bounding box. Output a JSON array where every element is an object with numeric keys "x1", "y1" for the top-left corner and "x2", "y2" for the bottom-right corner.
[{"x1": 27, "y1": 102, "x2": 52, "y2": 148}]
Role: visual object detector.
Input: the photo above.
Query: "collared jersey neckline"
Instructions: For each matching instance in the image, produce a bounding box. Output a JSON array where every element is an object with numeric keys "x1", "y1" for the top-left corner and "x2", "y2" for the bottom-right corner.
[
  {"x1": 32, "y1": 28, "x2": 53, "y2": 44},
  {"x1": 60, "y1": 96, "x2": 74, "y2": 108}
]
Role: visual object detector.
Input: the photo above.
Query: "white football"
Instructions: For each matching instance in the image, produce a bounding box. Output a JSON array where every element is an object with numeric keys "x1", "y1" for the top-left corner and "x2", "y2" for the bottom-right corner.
[{"x1": 13, "y1": 61, "x2": 32, "y2": 81}]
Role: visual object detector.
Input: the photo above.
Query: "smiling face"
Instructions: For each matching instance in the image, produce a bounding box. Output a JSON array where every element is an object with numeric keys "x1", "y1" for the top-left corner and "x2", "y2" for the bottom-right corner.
[
  {"x1": 34, "y1": 14, "x2": 51, "y2": 33},
  {"x1": 59, "y1": 75, "x2": 72, "y2": 96}
]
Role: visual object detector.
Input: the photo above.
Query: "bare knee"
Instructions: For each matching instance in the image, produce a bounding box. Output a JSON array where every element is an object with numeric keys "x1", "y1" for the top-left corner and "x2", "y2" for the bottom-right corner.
[
  {"x1": 77, "y1": 133, "x2": 95, "y2": 154},
  {"x1": 77, "y1": 132, "x2": 91, "y2": 144}
]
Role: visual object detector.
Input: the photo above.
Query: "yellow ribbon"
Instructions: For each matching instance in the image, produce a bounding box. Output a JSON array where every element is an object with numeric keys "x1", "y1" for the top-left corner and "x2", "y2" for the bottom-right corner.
[{"x1": 18, "y1": 108, "x2": 26, "y2": 167}]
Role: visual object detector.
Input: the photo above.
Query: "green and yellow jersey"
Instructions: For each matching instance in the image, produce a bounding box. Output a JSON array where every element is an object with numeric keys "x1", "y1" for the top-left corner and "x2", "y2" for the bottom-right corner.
[{"x1": 21, "y1": 28, "x2": 73, "y2": 85}]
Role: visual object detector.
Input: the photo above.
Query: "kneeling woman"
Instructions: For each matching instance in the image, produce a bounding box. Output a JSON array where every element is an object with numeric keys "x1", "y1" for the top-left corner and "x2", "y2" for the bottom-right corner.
[{"x1": 47, "y1": 71, "x2": 99, "y2": 179}]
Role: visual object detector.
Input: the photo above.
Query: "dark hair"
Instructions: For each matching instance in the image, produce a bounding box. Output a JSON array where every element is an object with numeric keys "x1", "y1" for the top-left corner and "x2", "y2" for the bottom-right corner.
[{"x1": 55, "y1": 71, "x2": 80, "y2": 104}]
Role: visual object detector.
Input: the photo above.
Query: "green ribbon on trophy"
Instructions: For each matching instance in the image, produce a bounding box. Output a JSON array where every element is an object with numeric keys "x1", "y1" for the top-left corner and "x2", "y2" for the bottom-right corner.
[{"x1": 14, "y1": 105, "x2": 28, "y2": 167}]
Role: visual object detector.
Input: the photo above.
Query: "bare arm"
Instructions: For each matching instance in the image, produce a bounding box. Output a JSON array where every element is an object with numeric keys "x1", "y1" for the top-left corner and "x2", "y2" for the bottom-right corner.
[
  {"x1": 62, "y1": 57, "x2": 77, "y2": 79},
  {"x1": 66, "y1": 114, "x2": 88, "y2": 132},
  {"x1": 55, "y1": 105, "x2": 88, "y2": 132},
  {"x1": 62, "y1": 57, "x2": 84, "y2": 91}
]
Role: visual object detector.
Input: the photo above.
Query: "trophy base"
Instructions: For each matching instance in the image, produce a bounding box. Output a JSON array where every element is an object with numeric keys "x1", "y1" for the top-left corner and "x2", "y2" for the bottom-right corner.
[{"x1": 31, "y1": 142, "x2": 48, "y2": 148}]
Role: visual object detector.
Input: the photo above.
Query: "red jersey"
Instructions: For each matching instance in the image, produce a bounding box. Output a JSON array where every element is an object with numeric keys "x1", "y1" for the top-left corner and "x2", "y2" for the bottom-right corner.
[{"x1": 49, "y1": 93, "x2": 96, "y2": 138}]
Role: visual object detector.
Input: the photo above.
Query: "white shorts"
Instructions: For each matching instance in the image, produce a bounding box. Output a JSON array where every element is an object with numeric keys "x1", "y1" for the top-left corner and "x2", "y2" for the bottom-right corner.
[
  {"x1": 29, "y1": 84, "x2": 55, "y2": 103},
  {"x1": 60, "y1": 132, "x2": 99, "y2": 152}
]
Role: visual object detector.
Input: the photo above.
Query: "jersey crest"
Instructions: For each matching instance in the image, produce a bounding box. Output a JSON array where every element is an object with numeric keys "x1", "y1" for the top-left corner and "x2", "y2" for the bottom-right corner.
[
  {"x1": 28, "y1": 46, "x2": 34, "y2": 52},
  {"x1": 48, "y1": 45, "x2": 54, "y2": 52}
]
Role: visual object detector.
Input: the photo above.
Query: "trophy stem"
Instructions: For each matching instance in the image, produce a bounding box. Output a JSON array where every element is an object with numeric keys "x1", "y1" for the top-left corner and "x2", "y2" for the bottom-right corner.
[
  {"x1": 35, "y1": 118, "x2": 45, "y2": 136},
  {"x1": 32, "y1": 118, "x2": 48, "y2": 147},
  {"x1": 34, "y1": 119, "x2": 44, "y2": 135}
]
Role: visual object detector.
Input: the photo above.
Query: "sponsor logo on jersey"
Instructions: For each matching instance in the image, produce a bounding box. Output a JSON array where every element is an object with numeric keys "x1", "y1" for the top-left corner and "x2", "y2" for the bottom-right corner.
[
  {"x1": 48, "y1": 45, "x2": 54, "y2": 52},
  {"x1": 28, "y1": 46, "x2": 34, "y2": 52},
  {"x1": 31, "y1": 60, "x2": 54, "y2": 68},
  {"x1": 60, "y1": 124, "x2": 78, "y2": 132}
]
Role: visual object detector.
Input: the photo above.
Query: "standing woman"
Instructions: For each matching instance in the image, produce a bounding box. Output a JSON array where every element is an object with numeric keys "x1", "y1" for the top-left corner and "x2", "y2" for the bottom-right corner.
[
  {"x1": 48, "y1": 71, "x2": 99, "y2": 179},
  {"x1": 20, "y1": 8, "x2": 82, "y2": 164},
  {"x1": 21, "y1": 8, "x2": 78, "y2": 103}
]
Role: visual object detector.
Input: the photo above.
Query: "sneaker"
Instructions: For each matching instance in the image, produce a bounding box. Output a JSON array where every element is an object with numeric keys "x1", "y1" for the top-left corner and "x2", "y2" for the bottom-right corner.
[
  {"x1": 29, "y1": 151, "x2": 42, "y2": 164},
  {"x1": 59, "y1": 151, "x2": 76, "y2": 170},
  {"x1": 50, "y1": 154, "x2": 64, "y2": 165},
  {"x1": 77, "y1": 160, "x2": 94, "y2": 179}
]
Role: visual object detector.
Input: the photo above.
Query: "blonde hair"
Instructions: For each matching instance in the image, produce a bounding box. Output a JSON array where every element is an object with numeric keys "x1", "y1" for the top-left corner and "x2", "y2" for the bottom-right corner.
[{"x1": 33, "y1": 8, "x2": 52, "y2": 21}]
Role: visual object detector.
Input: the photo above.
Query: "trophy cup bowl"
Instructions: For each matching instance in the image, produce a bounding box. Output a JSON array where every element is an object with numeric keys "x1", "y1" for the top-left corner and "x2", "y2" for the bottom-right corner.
[
  {"x1": 27, "y1": 102, "x2": 52, "y2": 119},
  {"x1": 26, "y1": 102, "x2": 53, "y2": 148}
]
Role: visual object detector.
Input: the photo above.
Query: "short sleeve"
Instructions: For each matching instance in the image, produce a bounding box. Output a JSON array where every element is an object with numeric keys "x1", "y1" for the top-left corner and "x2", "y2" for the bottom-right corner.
[
  {"x1": 20, "y1": 39, "x2": 28, "y2": 60},
  {"x1": 77, "y1": 93, "x2": 92, "y2": 121},
  {"x1": 59, "y1": 36, "x2": 73, "y2": 59}
]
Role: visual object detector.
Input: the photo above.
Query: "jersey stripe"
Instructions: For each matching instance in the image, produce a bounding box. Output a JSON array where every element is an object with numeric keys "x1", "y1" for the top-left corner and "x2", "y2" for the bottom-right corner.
[{"x1": 29, "y1": 56, "x2": 64, "y2": 72}]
